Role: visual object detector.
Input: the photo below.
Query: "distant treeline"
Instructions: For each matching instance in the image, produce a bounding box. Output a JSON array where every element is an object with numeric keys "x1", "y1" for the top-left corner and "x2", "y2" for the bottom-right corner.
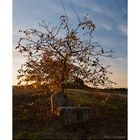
[
  {"x1": 13, "y1": 78, "x2": 127, "y2": 94},
  {"x1": 13, "y1": 85, "x2": 127, "y2": 92},
  {"x1": 102, "y1": 88, "x2": 127, "y2": 92}
]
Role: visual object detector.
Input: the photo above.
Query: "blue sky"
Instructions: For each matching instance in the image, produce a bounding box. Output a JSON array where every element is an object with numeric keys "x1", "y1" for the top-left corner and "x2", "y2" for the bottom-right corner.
[{"x1": 13, "y1": 0, "x2": 127, "y2": 88}]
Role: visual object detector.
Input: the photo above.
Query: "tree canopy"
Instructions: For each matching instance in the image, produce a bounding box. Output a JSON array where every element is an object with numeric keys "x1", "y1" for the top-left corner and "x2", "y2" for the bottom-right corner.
[{"x1": 16, "y1": 13, "x2": 115, "y2": 93}]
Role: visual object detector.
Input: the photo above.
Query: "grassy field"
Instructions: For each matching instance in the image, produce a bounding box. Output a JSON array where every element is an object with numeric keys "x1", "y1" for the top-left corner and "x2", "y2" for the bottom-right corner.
[{"x1": 13, "y1": 88, "x2": 127, "y2": 139}]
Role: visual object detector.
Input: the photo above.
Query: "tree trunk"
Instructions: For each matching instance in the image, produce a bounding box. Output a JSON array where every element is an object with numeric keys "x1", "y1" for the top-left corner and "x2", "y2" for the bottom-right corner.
[
  {"x1": 61, "y1": 71, "x2": 65, "y2": 94},
  {"x1": 60, "y1": 57, "x2": 67, "y2": 95},
  {"x1": 61, "y1": 83, "x2": 65, "y2": 94}
]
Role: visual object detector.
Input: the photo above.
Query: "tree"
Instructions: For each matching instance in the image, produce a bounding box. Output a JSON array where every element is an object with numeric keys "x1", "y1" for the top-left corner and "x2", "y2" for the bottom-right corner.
[{"x1": 16, "y1": 13, "x2": 115, "y2": 94}]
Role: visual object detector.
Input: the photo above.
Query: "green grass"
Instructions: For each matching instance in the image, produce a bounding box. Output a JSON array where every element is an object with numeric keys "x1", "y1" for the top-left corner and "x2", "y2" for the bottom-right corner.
[
  {"x1": 65, "y1": 89, "x2": 93, "y2": 106},
  {"x1": 13, "y1": 88, "x2": 127, "y2": 139}
]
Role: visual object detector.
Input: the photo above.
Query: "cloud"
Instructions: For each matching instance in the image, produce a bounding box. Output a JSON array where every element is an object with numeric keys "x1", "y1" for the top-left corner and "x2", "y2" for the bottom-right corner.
[
  {"x1": 118, "y1": 25, "x2": 127, "y2": 35},
  {"x1": 69, "y1": 0, "x2": 115, "y2": 21},
  {"x1": 97, "y1": 23, "x2": 112, "y2": 31},
  {"x1": 13, "y1": 46, "x2": 27, "y2": 85},
  {"x1": 69, "y1": 0, "x2": 127, "y2": 28},
  {"x1": 13, "y1": 46, "x2": 26, "y2": 67}
]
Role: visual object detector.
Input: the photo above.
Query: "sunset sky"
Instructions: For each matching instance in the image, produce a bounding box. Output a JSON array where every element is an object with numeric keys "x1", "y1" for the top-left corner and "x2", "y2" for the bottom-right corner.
[{"x1": 13, "y1": 0, "x2": 127, "y2": 88}]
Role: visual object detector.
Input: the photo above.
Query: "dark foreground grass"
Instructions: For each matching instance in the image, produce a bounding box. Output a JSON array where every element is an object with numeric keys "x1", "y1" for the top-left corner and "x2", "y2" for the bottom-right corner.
[{"x1": 13, "y1": 88, "x2": 127, "y2": 139}]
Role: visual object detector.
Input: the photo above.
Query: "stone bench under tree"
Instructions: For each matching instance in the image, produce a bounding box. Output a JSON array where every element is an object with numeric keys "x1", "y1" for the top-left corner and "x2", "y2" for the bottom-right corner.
[
  {"x1": 51, "y1": 92, "x2": 92, "y2": 123},
  {"x1": 58, "y1": 106, "x2": 91, "y2": 123}
]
